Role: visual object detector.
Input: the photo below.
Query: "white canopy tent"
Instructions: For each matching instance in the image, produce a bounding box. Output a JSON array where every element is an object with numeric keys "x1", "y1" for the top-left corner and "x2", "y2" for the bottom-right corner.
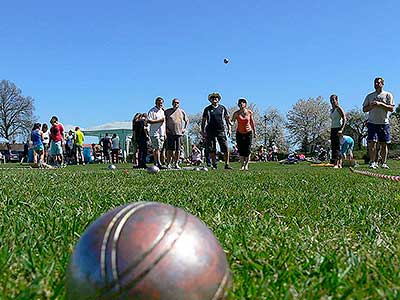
[
  {"x1": 82, "y1": 121, "x2": 132, "y2": 161},
  {"x1": 83, "y1": 121, "x2": 192, "y2": 161}
]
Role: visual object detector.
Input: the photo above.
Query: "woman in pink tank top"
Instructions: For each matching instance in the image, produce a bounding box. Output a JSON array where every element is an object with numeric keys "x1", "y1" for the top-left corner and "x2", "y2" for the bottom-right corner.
[{"x1": 231, "y1": 98, "x2": 256, "y2": 170}]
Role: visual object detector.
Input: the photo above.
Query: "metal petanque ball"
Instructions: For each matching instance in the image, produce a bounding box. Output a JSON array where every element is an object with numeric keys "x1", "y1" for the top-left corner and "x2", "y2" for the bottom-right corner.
[
  {"x1": 146, "y1": 165, "x2": 160, "y2": 174},
  {"x1": 108, "y1": 164, "x2": 117, "y2": 170},
  {"x1": 201, "y1": 167, "x2": 209, "y2": 172},
  {"x1": 66, "y1": 202, "x2": 231, "y2": 300}
]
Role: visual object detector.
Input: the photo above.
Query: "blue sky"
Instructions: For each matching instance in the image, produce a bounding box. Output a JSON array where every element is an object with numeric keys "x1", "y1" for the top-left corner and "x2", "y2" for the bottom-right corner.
[{"x1": 2, "y1": 0, "x2": 399, "y2": 129}]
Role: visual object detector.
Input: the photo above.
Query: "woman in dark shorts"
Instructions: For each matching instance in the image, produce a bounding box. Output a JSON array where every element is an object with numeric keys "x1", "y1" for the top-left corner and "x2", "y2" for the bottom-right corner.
[{"x1": 231, "y1": 98, "x2": 256, "y2": 170}]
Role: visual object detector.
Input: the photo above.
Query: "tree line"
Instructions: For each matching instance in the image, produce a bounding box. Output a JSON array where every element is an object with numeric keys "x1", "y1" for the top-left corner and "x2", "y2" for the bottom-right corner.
[
  {"x1": 1, "y1": 79, "x2": 399, "y2": 153},
  {"x1": 188, "y1": 97, "x2": 400, "y2": 153}
]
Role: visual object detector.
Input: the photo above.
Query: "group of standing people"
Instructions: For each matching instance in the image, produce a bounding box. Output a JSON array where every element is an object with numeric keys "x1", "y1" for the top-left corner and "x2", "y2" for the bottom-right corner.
[
  {"x1": 24, "y1": 77, "x2": 393, "y2": 171},
  {"x1": 131, "y1": 97, "x2": 189, "y2": 169},
  {"x1": 131, "y1": 92, "x2": 257, "y2": 170},
  {"x1": 24, "y1": 116, "x2": 86, "y2": 167},
  {"x1": 330, "y1": 77, "x2": 394, "y2": 169},
  {"x1": 201, "y1": 93, "x2": 256, "y2": 170},
  {"x1": 99, "y1": 133, "x2": 121, "y2": 164}
]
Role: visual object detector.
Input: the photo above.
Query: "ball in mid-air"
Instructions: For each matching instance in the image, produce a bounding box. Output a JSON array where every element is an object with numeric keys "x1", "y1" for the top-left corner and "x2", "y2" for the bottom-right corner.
[
  {"x1": 66, "y1": 202, "x2": 231, "y2": 300},
  {"x1": 146, "y1": 165, "x2": 160, "y2": 174},
  {"x1": 223, "y1": 58, "x2": 229, "y2": 64},
  {"x1": 108, "y1": 164, "x2": 117, "y2": 170}
]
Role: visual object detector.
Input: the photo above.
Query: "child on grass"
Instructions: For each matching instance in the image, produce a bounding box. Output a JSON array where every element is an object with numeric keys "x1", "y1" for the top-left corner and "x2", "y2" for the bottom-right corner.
[{"x1": 335, "y1": 133, "x2": 355, "y2": 168}]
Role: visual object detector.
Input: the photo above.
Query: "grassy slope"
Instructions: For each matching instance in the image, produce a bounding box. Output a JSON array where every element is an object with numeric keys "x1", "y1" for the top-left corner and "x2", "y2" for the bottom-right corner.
[{"x1": 0, "y1": 162, "x2": 399, "y2": 299}]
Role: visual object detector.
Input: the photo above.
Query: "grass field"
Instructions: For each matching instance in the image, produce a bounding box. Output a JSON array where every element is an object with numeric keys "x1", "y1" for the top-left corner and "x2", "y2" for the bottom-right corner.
[{"x1": 1, "y1": 161, "x2": 400, "y2": 299}]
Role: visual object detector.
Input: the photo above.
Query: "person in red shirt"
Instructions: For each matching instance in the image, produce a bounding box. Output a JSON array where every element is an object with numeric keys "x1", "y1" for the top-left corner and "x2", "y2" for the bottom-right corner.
[
  {"x1": 49, "y1": 115, "x2": 65, "y2": 167},
  {"x1": 231, "y1": 98, "x2": 256, "y2": 170}
]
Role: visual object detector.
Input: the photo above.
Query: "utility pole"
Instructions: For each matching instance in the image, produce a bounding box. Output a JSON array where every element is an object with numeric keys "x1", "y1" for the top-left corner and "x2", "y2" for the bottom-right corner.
[{"x1": 263, "y1": 115, "x2": 267, "y2": 146}]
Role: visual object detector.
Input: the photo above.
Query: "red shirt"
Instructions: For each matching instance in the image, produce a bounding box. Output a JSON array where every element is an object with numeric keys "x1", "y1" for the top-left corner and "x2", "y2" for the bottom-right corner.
[
  {"x1": 50, "y1": 123, "x2": 64, "y2": 142},
  {"x1": 237, "y1": 111, "x2": 253, "y2": 134}
]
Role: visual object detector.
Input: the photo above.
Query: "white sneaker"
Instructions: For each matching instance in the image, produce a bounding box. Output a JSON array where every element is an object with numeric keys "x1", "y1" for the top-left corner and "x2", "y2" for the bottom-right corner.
[
  {"x1": 369, "y1": 162, "x2": 377, "y2": 169},
  {"x1": 174, "y1": 164, "x2": 181, "y2": 169},
  {"x1": 381, "y1": 163, "x2": 390, "y2": 169}
]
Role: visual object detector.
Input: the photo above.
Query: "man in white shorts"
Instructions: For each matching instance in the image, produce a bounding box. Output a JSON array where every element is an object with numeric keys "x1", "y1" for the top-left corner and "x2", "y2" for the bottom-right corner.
[{"x1": 147, "y1": 97, "x2": 166, "y2": 168}]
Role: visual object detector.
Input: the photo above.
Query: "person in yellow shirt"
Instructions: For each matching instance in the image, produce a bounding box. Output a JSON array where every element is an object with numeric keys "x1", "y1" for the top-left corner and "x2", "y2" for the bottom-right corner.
[{"x1": 74, "y1": 126, "x2": 85, "y2": 165}]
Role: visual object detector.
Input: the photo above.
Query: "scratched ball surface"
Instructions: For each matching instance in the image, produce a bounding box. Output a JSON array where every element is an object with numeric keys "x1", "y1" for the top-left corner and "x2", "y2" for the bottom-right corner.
[{"x1": 66, "y1": 202, "x2": 231, "y2": 300}]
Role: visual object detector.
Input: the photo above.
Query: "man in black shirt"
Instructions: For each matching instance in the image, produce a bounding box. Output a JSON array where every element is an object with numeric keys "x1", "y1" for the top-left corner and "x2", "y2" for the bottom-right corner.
[
  {"x1": 134, "y1": 113, "x2": 149, "y2": 169},
  {"x1": 201, "y1": 92, "x2": 232, "y2": 169},
  {"x1": 100, "y1": 133, "x2": 112, "y2": 163}
]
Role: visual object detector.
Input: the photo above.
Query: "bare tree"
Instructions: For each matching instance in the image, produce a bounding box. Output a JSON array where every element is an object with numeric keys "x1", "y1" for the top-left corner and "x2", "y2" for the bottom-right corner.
[
  {"x1": 186, "y1": 111, "x2": 203, "y2": 144},
  {"x1": 187, "y1": 102, "x2": 268, "y2": 148},
  {"x1": 391, "y1": 104, "x2": 400, "y2": 120},
  {"x1": 0, "y1": 80, "x2": 35, "y2": 141},
  {"x1": 286, "y1": 96, "x2": 330, "y2": 153},
  {"x1": 262, "y1": 107, "x2": 288, "y2": 152},
  {"x1": 221, "y1": 103, "x2": 273, "y2": 149},
  {"x1": 344, "y1": 108, "x2": 367, "y2": 150},
  {"x1": 229, "y1": 103, "x2": 264, "y2": 145}
]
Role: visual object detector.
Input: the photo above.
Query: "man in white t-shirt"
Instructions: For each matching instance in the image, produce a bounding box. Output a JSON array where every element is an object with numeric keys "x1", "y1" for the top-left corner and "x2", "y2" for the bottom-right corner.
[
  {"x1": 363, "y1": 77, "x2": 394, "y2": 169},
  {"x1": 147, "y1": 97, "x2": 166, "y2": 168}
]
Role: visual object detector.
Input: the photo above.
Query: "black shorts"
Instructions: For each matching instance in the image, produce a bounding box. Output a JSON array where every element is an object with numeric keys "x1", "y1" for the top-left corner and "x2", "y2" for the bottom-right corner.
[
  {"x1": 206, "y1": 132, "x2": 228, "y2": 153},
  {"x1": 167, "y1": 134, "x2": 182, "y2": 151},
  {"x1": 236, "y1": 131, "x2": 252, "y2": 156}
]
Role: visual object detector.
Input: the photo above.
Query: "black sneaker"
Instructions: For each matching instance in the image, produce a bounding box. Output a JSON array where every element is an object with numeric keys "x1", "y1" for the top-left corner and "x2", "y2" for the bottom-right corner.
[
  {"x1": 212, "y1": 163, "x2": 218, "y2": 169},
  {"x1": 224, "y1": 164, "x2": 233, "y2": 170}
]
